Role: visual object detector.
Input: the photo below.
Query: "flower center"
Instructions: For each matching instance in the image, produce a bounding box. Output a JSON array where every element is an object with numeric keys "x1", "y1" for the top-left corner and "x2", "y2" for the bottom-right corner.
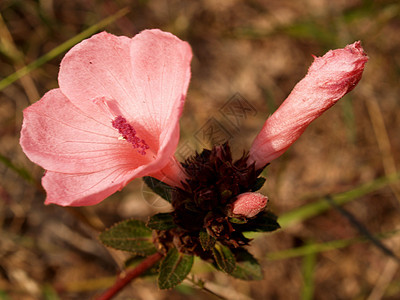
[{"x1": 112, "y1": 116, "x2": 149, "y2": 155}]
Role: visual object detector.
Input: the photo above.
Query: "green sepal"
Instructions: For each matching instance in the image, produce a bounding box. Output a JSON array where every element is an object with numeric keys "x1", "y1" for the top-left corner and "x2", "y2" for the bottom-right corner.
[
  {"x1": 147, "y1": 213, "x2": 177, "y2": 230},
  {"x1": 143, "y1": 176, "x2": 174, "y2": 203},
  {"x1": 212, "y1": 243, "x2": 236, "y2": 274},
  {"x1": 250, "y1": 177, "x2": 266, "y2": 192},
  {"x1": 229, "y1": 217, "x2": 247, "y2": 224},
  {"x1": 242, "y1": 211, "x2": 281, "y2": 233},
  {"x1": 158, "y1": 248, "x2": 194, "y2": 289},
  {"x1": 99, "y1": 219, "x2": 156, "y2": 256},
  {"x1": 253, "y1": 211, "x2": 280, "y2": 232},
  {"x1": 199, "y1": 230, "x2": 216, "y2": 251},
  {"x1": 231, "y1": 248, "x2": 263, "y2": 280}
]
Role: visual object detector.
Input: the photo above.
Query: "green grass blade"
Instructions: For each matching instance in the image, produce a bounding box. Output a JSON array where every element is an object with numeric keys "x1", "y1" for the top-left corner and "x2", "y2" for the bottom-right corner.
[
  {"x1": 42, "y1": 284, "x2": 61, "y2": 300},
  {"x1": 0, "y1": 290, "x2": 11, "y2": 300},
  {"x1": 0, "y1": 153, "x2": 35, "y2": 183},
  {"x1": 278, "y1": 172, "x2": 400, "y2": 229},
  {"x1": 267, "y1": 229, "x2": 400, "y2": 261},
  {"x1": 341, "y1": 95, "x2": 357, "y2": 143},
  {"x1": 301, "y1": 241, "x2": 316, "y2": 300},
  {"x1": 0, "y1": 7, "x2": 129, "y2": 92}
]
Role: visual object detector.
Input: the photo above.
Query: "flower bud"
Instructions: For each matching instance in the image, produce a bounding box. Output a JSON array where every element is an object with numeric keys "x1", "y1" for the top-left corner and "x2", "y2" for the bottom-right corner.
[
  {"x1": 248, "y1": 41, "x2": 368, "y2": 169},
  {"x1": 230, "y1": 192, "x2": 268, "y2": 218}
]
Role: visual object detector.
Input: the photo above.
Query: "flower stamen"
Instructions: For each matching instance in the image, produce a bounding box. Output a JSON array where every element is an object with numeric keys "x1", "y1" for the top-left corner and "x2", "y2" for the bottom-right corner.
[{"x1": 112, "y1": 116, "x2": 149, "y2": 155}]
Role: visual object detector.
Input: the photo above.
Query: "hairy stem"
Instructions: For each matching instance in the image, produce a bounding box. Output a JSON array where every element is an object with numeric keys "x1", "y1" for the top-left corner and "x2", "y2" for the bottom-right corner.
[{"x1": 96, "y1": 252, "x2": 163, "y2": 300}]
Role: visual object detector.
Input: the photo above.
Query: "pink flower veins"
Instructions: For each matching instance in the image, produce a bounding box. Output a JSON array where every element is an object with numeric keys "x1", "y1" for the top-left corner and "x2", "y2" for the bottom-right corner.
[
  {"x1": 20, "y1": 29, "x2": 192, "y2": 206},
  {"x1": 248, "y1": 42, "x2": 368, "y2": 169}
]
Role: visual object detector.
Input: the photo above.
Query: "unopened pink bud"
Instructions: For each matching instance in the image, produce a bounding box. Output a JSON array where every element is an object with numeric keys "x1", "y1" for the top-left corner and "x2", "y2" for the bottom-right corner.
[
  {"x1": 230, "y1": 192, "x2": 268, "y2": 218},
  {"x1": 248, "y1": 41, "x2": 368, "y2": 169}
]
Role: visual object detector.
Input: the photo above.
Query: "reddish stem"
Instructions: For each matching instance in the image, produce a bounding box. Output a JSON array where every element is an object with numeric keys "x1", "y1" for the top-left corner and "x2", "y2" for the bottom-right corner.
[{"x1": 95, "y1": 252, "x2": 163, "y2": 300}]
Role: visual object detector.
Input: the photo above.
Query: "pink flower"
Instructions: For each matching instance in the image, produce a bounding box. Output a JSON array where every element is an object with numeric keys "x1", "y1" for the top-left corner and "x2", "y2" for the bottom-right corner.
[
  {"x1": 248, "y1": 42, "x2": 368, "y2": 169},
  {"x1": 230, "y1": 192, "x2": 268, "y2": 218},
  {"x1": 20, "y1": 29, "x2": 192, "y2": 206}
]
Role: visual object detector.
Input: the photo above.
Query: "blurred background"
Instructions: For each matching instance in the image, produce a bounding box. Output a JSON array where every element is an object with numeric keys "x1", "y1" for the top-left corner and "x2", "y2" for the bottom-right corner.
[{"x1": 1, "y1": 0, "x2": 400, "y2": 299}]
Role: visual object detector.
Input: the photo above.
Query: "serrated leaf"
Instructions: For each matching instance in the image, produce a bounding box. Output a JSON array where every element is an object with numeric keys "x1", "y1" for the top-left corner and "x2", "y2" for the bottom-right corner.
[
  {"x1": 199, "y1": 231, "x2": 216, "y2": 251},
  {"x1": 99, "y1": 219, "x2": 156, "y2": 256},
  {"x1": 147, "y1": 213, "x2": 177, "y2": 230},
  {"x1": 143, "y1": 176, "x2": 174, "y2": 203},
  {"x1": 212, "y1": 244, "x2": 236, "y2": 274},
  {"x1": 251, "y1": 177, "x2": 266, "y2": 192},
  {"x1": 158, "y1": 248, "x2": 194, "y2": 289},
  {"x1": 231, "y1": 249, "x2": 263, "y2": 280}
]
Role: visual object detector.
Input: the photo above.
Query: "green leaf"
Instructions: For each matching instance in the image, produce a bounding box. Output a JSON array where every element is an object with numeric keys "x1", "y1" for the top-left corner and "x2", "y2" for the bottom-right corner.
[
  {"x1": 147, "y1": 213, "x2": 177, "y2": 230},
  {"x1": 99, "y1": 219, "x2": 156, "y2": 256},
  {"x1": 212, "y1": 243, "x2": 236, "y2": 274},
  {"x1": 231, "y1": 249, "x2": 263, "y2": 280},
  {"x1": 158, "y1": 248, "x2": 194, "y2": 289},
  {"x1": 244, "y1": 211, "x2": 281, "y2": 232},
  {"x1": 143, "y1": 176, "x2": 174, "y2": 203},
  {"x1": 251, "y1": 177, "x2": 266, "y2": 192},
  {"x1": 199, "y1": 231, "x2": 216, "y2": 251}
]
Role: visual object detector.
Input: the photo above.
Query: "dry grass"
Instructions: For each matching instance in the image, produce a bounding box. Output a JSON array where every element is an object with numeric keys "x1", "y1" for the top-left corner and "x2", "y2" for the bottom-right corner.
[{"x1": 1, "y1": 0, "x2": 400, "y2": 299}]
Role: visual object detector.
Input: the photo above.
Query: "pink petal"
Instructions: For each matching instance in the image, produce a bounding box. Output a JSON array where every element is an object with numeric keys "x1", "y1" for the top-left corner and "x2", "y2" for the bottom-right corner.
[
  {"x1": 58, "y1": 32, "x2": 132, "y2": 117},
  {"x1": 149, "y1": 155, "x2": 187, "y2": 187},
  {"x1": 58, "y1": 30, "x2": 192, "y2": 166},
  {"x1": 20, "y1": 89, "x2": 153, "y2": 175},
  {"x1": 128, "y1": 29, "x2": 192, "y2": 170},
  {"x1": 43, "y1": 170, "x2": 133, "y2": 206},
  {"x1": 248, "y1": 42, "x2": 368, "y2": 169},
  {"x1": 230, "y1": 192, "x2": 268, "y2": 218},
  {"x1": 20, "y1": 30, "x2": 192, "y2": 206}
]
